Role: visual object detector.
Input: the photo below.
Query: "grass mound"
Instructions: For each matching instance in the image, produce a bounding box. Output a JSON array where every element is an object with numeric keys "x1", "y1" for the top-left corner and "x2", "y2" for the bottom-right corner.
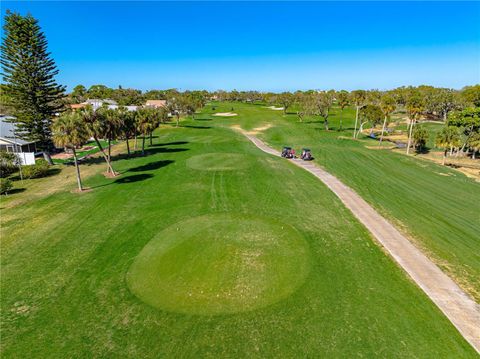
[
  {"x1": 127, "y1": 214, "x2": 310, "y2": 315},
  {"x1": 186, "y1": 153, "x2": 249, "y2": 171}
]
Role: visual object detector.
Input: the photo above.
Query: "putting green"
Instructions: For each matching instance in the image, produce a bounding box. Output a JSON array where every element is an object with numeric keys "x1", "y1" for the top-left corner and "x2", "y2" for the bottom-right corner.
[
  {"x1": 127, "y1": 214, "x2": 311, "y2": 315},
  {"x1": 186, "y1": 153, "x2": 249, "y2": 171}
]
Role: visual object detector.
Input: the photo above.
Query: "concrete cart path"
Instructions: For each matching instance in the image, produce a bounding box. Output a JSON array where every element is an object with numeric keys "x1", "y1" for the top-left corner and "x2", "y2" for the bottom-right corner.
[{"x1": 241, "y1": 131, "x2": 480, "y2": 353}]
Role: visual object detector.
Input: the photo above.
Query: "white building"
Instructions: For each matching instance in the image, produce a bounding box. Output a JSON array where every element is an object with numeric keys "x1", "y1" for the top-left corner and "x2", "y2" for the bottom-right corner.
[{"x1": 0, "y1": 116, "x2": 37, "y2": 165}]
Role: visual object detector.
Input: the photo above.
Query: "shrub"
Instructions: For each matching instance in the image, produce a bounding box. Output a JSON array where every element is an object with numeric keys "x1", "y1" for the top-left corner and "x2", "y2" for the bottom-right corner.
[
  {"x1": 22, "y1": 159, "x2": 50, "y2": 179},
  {"x1": 0, "y1": 178, "x2": 13, "y2": 194},
  {"x1": 413, "y1": 125, "x2": 429, "y2": 151},
  {"x1": 0, "y1": 151, "x2": 19, "y2": 178}
]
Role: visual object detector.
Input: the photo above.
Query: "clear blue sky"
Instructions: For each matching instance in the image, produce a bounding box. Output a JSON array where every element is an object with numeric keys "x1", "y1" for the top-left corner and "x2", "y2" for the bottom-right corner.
[{"x1": 2, "y1": 1, "x2": 479, "y2": 92}]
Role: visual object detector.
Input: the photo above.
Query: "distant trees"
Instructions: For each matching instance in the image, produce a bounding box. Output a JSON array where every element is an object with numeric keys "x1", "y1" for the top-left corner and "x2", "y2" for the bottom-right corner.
[
  {"x1": 86, "y1": 85, "x2": 113, "y2": 99},
  {"x1": 112, "y1": 87, "x2": 144, "y2": 106},
  {"x1": 436, "y1": 127, "x2": 461, "y2": 165},
  {"x1": 425, "y1": 88, "x2": 463, "y2": 122},
  {"x1": 71, "y1": 85, "x2": 87, "y2": 103},
  {"x1": 468, "y1": 132, "x2": 480, "y2": 159},
  {"x1": 315, "y1": 91, "x2": 335, "y2": 130},
  {"x1": 277, "y1": 92, "x2": 295, "y2": 115},
  {"x1": 447, "y1": 107, "x2": 480, "y2": 158},
  {"x1": 461, "y1": 85, "x2": 480, "y2": 107},
  {"x1": 1, "y1": 11, "x2": 65, "y2": 164},
  {"x1": 359, "y1": 105, "x2": 383, "y2": 135},
  {"x1": 294, "y1": 93, "x2": 316, "y2": 122},
  {"x1": 412, "y1": 125, "x2": 429, "y2": 152},
  {"x1": 52, "y1": 112, "x2": 89, "y2": 191},
  {"x1": 336, "y1": 90, "x2": 350, "y2": 131}
]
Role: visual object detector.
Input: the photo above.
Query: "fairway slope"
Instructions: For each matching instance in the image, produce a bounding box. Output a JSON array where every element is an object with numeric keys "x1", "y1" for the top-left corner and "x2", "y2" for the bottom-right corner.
[{"x1": 240, "y1": 130, "x2": 480, "y2": 353}]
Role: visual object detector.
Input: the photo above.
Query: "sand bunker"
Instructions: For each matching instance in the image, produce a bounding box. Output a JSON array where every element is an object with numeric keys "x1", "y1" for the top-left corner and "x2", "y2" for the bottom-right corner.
[
  {"x1": 213, "y1": 112, "x2": 238, "y2": 117},
  {"x1": 266, "y1": 106, "x2": 284, "y2": 111}
]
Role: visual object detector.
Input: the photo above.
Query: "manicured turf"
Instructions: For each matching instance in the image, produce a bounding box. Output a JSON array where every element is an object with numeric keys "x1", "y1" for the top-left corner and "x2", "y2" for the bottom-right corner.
[
  {"x1": 205, "y1": 102, "x2": 480, "y2": 301},
  {"x1": 127, "y1": 213, "x2": 310, "y2": 315},
  {"x1": 0, "y1": 115, "x2": 477, "y2": 357}
]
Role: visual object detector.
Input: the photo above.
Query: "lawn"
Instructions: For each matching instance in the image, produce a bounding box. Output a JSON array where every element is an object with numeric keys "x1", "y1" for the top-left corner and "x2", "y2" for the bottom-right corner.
[
  {"x1": 0, "y1": 116, "x2": 477, "y2": 357},
  {"x1": 203, "y1": 102, "x2": 480, "y2": 301}
]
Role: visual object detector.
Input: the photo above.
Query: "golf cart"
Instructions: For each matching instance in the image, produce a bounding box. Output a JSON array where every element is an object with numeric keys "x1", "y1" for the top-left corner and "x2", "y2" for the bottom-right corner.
[
  {"x1": 281, "y1": 146, "x2": 294, "y2": 159},
  {"x1": 301, "y1": 148, "x2": 313, "y2": 161}
]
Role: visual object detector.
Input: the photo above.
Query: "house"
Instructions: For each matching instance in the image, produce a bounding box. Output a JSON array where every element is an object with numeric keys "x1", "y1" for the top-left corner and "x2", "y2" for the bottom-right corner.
[
  {"x1": 145, "y1": 100, "x2": 167, "y2": 108},
  {"x1": 69, "y1": 100, "x2": 138, "y2": 112},
  {"x1": 0, "y1": 116, "x2": 37, "y2": 165},
  {"x1": 70, "y1": 103, "x2": 87, "y2": 110}
]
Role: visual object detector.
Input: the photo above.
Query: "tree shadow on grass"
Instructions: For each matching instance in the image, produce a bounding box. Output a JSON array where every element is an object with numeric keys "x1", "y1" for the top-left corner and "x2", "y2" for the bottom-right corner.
[
  {"x1": 114, "y1": 173, "x2": 153, "y2": 184},
  {"x1": 181, "y1": 125, "x2": 212, "y2": 130},
  {"x1": 194, "y1": 118, "x2": 212, "y2": 121},
  {"x1": 4, "y1": 188, "x2": 26, "y2": 195},
  {"x1": 143, "y1": 147, "x2": 189, "y2": 156},
  {"x1": 152, "y1": 141, "x2": 189, "y2": 147},
  {"x1": 415, "y1": 147, "x2": 431, "y2": 154},
  {"x1": 128, "y1": 160, "x2": 174, "y2": 172}
]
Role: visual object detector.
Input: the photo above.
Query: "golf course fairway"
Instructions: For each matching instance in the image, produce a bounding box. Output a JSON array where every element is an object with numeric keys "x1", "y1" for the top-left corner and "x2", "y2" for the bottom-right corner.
[{"x1": 1, "y1": 113, "x2": 477, "y2": 357}]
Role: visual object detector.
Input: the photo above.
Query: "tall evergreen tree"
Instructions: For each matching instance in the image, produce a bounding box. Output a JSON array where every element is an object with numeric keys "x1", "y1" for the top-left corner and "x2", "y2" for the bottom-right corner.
[{"x1": 1, "y1": 11, "x2": 65, "y2": 164}]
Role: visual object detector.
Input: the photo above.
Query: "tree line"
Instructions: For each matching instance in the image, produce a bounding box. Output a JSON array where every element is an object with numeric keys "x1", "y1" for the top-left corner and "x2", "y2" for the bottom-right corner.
[{"x1": 211, "y1": 86, "x2": 480, "y2": 160}]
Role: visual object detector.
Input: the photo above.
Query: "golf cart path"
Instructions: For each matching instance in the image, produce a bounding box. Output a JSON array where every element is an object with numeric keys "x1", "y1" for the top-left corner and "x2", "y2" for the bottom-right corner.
[{"x1": 241, "y1": 131, "x2": 480, "y2": 353}]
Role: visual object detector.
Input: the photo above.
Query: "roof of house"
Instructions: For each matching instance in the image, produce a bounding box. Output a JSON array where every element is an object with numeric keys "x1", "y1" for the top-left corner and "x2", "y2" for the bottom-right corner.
[
  {"x1": 86, "y1": 99, "x2": 117, "y2": 105},
  {"x1": 145, "y1": 99, "x2": 167, "y2": 107},
  {"x1": 0, "y1": 116, "x2": 35, "y2": 145},
  {"x1": 70, "y1": 103, "x2": 87, "y2": 109}
]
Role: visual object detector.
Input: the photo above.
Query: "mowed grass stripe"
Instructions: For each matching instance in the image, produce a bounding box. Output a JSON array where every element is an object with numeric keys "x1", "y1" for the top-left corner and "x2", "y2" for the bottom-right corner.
[
  {"x1": 205, "y1": 101, "x2": 480, "y2": 301},
  {"x1": 0, "y1": 122, "x2": 477, "y2": 357}
]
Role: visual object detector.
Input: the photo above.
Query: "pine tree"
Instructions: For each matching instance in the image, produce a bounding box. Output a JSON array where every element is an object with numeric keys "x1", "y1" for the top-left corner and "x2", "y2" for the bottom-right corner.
[{"x1": 1, "y1": 11, "x2": 65, "y2": 164}]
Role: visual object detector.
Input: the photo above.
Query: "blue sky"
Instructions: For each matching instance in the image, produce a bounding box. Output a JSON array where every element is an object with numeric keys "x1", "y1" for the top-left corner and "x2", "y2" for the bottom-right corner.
[{"x1": 1, "y1": 1, "x2": 479, "y2": 92}]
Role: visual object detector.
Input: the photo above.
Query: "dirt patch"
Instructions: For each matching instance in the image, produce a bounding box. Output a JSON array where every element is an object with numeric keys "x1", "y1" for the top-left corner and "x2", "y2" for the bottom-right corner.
[
  {"x1": 231, "y1": 124, "x2": 273, "y2": 135},
  {"x1": 70, "y1": 187, "x2": 92, "y2": 194},
  {"x1": 213, "y1": 112, "x2": 238, "y2": 117},
  {"x1": 337, "y1": 136, "x2": 357, "y2": 141},
  {"x1": 52, "y1": 152, "x2": 73, "y2": 160},
  {"x1": 103, "y1": 171, "x2": 120, "y2": 178},
  {"x1": 365, "y1": 144, "x2": 396, "y2": 150}
]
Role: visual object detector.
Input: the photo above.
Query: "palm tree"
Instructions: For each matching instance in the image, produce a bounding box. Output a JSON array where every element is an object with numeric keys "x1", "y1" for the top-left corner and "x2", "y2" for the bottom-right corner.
[
  {"x1": 406, "y1": 93, "x2": 425, "y2": 155},
  {"x1": 379, "y1": 94, "x2": 396, "y2": 146},
  {"x1": 52, "y1": 112, "x2": 89, "y2": 191},
  {"x1": 436, "y1": 126, "x2": 461, "y2": 165},
  {"x1": 351, "y1": 90, "x2": 366, "y2": 139},
  {"x1": 118, "y1": 107, "x2": 136, "y2": 156},
  {"x1": 101, "y1": 107, "x2": 122, "y2": 162},
  {"x1": 136, "y1": 108, "x2": 156, "y2": 156},
  {"x1": 79, "y1": 106, "x2": 116, "y2": 175}
]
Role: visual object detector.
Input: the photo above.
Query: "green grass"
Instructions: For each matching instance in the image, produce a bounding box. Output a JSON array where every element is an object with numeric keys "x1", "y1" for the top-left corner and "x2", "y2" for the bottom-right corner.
[
  {"x1": 206, "y1": 101, "x2": 480, "y2": 301},
  {"x1": 0, "y1": 115, "x2": 477, "y2": 357}
]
